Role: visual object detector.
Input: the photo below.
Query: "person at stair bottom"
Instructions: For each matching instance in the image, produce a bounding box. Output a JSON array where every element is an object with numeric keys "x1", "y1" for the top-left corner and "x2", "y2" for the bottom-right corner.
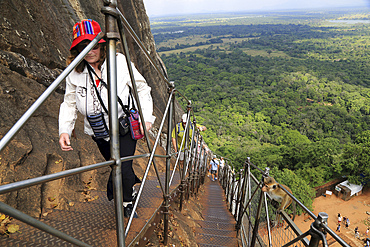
[
  {"x1": 171, "y1": 113, "x2": 206, "y2": 166},
  {"x1": 58, "y1": 19, "x2": 155, "y2": 218},
  {"x1": 210, "y1": 155, "x2": 219, "y2": 181}
]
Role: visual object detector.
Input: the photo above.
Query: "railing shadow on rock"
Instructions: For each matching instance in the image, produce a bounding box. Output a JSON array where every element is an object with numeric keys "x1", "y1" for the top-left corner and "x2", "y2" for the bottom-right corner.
[
  {"x1": 218, "y1": 158, "x2": 352, "y2": 247},
  {"x1": 0, "y1": 1, "x2": 211, "y2": 247}
]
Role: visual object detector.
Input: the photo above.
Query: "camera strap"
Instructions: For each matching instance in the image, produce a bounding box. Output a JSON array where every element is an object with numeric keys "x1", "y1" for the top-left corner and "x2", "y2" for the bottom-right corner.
[{"x1": 86, "y1": 61, "x2": 134, "y2": 116}]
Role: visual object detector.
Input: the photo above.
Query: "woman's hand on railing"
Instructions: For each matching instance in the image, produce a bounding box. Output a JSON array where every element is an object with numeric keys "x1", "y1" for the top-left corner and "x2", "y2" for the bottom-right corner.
[{"x1": 59, "y1": 133, "x2": 73, "y2": 151}]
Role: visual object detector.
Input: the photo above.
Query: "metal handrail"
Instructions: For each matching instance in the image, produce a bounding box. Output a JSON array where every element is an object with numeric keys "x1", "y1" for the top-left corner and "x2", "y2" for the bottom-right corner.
[
  {"x1": 0, "y1": 32, "x2": 104, "y2": 153},
  {"x1": 219, "y1": 158, "x2": 351, "y2": 247},
  {"x1": 0, "y1": 34, "x2": 106, "y2": 247},
  {"x1": 279, "y1": 185, "x2": 350, "y2": 247},
  {"x1": 0, "y1": 2, "x2": 210, "y2": 247},
  {"x1": 0, "y1": 54, "x2": 205, "y2": 247},
  {"x1": 125, "y1": 89, "x2": 174, "y2": 235},
  {"x1": 247, "y1": 161, "x2": 350, "y2": 246},
  {"x1": 116, "y1": 8, "x2": 192, "y2": 106},
  {"x1": 169, "y1": 110, "x2": 191, "y2": 185},
  {"x1": 115, "y1": 8, "x2": 170, "y2": 85}
]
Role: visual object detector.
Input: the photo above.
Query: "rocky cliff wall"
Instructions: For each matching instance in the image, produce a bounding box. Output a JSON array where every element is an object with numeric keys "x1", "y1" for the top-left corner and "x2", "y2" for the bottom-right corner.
[{"x1": 0, "y1": 0, "x2": 174, "y2": 217}]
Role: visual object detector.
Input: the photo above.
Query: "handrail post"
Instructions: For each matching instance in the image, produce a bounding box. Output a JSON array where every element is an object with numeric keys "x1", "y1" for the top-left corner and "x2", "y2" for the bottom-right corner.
[
  {"x1": 188, "y1": 127, "x2": 198, "y2": 198},
  {"x1": 235, "y1": 169, "x2": 243, "y2": 220},
  {"x1": 204, "y1": 151, "x2": 209, "y2": 182},
  {"x1": 309, "y1": 212, "x2": 329, "y2": 247},
  {"x1": 185, "y1": 109, "x2": 195, "y2": 200},
  {"x1": 229, "y1": 172, "x2": 235, "y2": 212},
  {"x1": 201, "y1": 149, "x2": 208, "y2": 185},
  {"x1": 225, "y1": 165, "x2": 231, "y2": 206},
  {"x1": 194, "y1": 136, "x2": 203, "y2": 196},
  {"x1": 103, "y1": 1, "x2": 126, "y2": 246},
  {"x1": 185, "y1": 123, "x2": 194, "y2": 200},
  {"x1": 224, "y1": 166, "x2": 228, "y2": 199},
  {"x1": 179, "y1": 107, "x2": 191, "y2": 211},
  {"x1": 250, "y1": 180, "x2": 265, "y2": 247},
  {"x1": 114, "y1": 5, "x2": 166, "y2": 197},
  {"x1": 219, "y1": 163, "x2": 224, "y2": 188},
  {"x1": 263, "y1": 192, "x2": 273, "y2": 247},
  {"x1": 191, "y1": 129, "x2": 199, "y2": 197},
  {"x1": 249, "y1": 166, "x2": 270, "y2": 246},
  {"x1": 222, "y1": 165, "x2": 226, "y2": 187},
  {"x1": 163, "y1": 83, "x2": 175, "y2": 246},
  {"x1": 247, "y1": 161, "x2": 252, "y2": 244},
  {"x1": 193, "y1": 143, "x2": 200, "y2": 195},
  {"x1": 236, "y1": 160, "x2": 249, "y2": 232}
]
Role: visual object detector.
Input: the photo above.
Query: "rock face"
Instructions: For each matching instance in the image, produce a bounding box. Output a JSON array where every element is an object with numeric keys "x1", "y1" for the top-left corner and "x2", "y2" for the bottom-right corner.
[{"x1": 0, "y1": 0, "x2": 173, "y2": 217}]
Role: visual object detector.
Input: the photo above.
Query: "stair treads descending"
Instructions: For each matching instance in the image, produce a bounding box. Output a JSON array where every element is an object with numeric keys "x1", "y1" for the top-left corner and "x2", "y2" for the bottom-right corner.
[
  {"x1": 195, "y1": 220, "x2": 236, "y2": 231},
  {"x1": 0, "y1": 217, "x2": 116, "y2": 246},
  {"x1": 195, "y1": 178, "x2": 240, "y2": 247},
  {"x1": 195, "y1": 227, "x2": 235, "y2": 237},
  {"x1": 196, "y1": 233, "x2": 239, "y2": 246},
  {"x1": 0, "y1": 173, "x2": 181, "y2": 246}
]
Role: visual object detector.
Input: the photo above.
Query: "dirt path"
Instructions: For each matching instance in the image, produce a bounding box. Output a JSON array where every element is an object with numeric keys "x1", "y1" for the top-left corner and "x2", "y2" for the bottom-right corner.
[{"x1": 294, "y1": 187, "x2": 370, "y2": 246}]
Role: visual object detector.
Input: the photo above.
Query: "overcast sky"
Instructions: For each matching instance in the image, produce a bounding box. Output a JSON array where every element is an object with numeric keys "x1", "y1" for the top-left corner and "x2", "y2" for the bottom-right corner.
[{"x1": 143, "y1": 0, "x2": 369, "y2": 17}]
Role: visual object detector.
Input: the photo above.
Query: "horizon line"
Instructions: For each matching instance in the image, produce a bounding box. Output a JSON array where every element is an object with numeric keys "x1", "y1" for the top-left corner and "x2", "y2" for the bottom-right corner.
[{"x1": 147, "y1": 6, "x2": 368, "y2": 19}]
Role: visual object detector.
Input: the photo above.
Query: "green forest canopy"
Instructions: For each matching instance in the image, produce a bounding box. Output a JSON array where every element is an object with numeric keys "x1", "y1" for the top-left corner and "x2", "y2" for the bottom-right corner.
[{"x1": 152, "y1": 10, "x2": 370, "y2": 206}]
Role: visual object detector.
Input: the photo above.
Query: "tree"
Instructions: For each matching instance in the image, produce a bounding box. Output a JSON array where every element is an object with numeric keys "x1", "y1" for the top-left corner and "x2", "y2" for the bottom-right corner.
[
  {"x1": 340, "y1": 132, "x2": 370, "y2": 185},
  {"x1": 355, "y1": 130, "x2": 370, "y2": 145},
  {"x1": 276, "y1": 130, "x2": 311, "y2": 146}
]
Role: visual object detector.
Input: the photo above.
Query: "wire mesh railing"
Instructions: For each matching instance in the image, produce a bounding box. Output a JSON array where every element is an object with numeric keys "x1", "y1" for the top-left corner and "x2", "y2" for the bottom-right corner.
[
  {"x1": 0, "y1": 1, "x2": 211, "y2": 247},
  {"x1": 218, "y1": 159, "x2": 352, "y2": 247}
]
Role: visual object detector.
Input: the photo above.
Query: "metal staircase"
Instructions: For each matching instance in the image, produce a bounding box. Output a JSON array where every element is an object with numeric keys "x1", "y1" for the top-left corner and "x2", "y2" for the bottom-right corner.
[
  {"x1": 195, "y1": 177, "x2": 240, "y2": 247},
  {"x1": 0, "y1": 174, "x2": 180, "y2": 246}
]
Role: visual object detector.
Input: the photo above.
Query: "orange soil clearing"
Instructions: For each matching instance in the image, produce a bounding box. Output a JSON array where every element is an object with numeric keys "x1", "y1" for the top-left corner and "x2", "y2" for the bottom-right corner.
[{"x1": 294, "y1": 187, "x2": 370, "y2": 247}]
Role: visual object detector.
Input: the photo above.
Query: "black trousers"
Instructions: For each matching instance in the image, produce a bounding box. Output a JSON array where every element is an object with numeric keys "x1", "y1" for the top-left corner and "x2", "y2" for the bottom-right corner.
[{"x1": 93, "y1": 134, "x2": 141, "y2": 202}]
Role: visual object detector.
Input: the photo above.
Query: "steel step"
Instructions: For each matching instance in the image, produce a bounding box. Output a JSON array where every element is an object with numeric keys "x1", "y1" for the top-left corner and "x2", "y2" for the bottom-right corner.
[
  {"x1": 195, "y1": 227, "x2": 236, "y2": 237},
  {"x1": 0, "y1": 236, "x2": 47, "y2": 247},
  {"x1": 194, "y1": 178, "x2": 239, "y2": 246},
  {"x1": 195, "y1": 232, "x2": 239, "y2": 246},
  {"x1": 195, "y1": 220, "x2": 236, "y2": 231},
  {"x1": 0, "y1": 173, "x2": 180, "y2": 246}
]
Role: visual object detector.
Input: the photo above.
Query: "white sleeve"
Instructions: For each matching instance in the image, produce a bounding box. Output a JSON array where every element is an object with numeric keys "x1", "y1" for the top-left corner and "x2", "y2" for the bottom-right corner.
[
  {"x1": 116, "y1": 53, "x2": 156, "y2": 124},
  {"x1": 133, "y1": 69, "x2": 156, "y2": 124},
  {"x1": 59, "y1": 76, "x2": 78, "y2": 137}
]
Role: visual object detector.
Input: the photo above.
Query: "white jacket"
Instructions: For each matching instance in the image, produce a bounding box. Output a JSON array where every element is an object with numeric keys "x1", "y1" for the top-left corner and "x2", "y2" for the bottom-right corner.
[{"x1": 59, "y1": 53, "x2": 156, "y2": 138}]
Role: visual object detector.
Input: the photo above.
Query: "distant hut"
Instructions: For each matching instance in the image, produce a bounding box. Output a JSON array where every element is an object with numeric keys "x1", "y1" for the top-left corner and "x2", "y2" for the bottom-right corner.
[{"x1": 334, "y1": 180, "x2": 363, "y2": 201}]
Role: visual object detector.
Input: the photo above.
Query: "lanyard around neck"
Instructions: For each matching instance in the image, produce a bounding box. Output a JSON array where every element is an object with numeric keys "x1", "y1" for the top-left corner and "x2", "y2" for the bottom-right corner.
[{"x1": 85, "y1": 61, "x2": 135, "y2": 115}]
